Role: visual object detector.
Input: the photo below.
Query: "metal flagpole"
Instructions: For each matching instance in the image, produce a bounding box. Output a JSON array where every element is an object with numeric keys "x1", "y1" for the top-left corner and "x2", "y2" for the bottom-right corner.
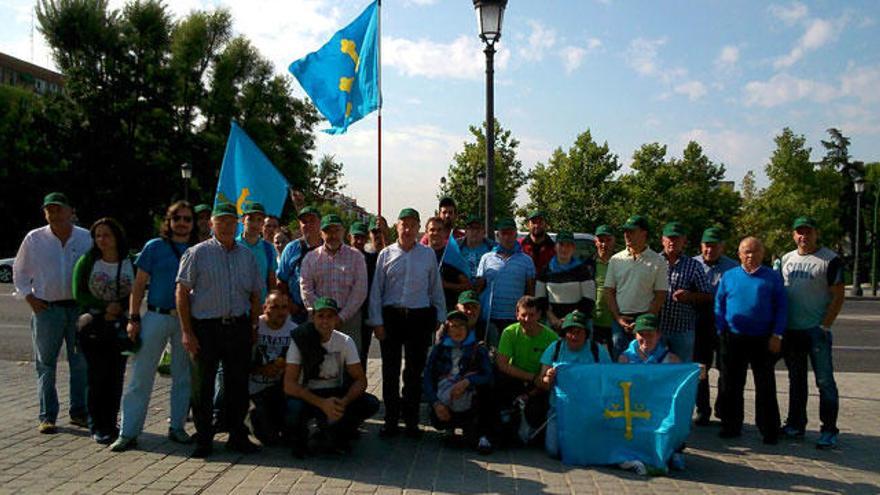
[{"x1": 377, "y1": 0, "x2": 383, "y2": 216}]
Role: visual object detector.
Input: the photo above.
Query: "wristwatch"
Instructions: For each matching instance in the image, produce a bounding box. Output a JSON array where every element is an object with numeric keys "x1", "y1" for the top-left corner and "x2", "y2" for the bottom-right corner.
[{"x1": 130, "y1": 314, "x2": 141, "y2": 323}]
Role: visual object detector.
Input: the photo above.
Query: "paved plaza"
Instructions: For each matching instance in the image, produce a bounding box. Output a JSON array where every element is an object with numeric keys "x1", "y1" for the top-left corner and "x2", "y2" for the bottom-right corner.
[{"x1": 0, "y1": 357, "x2": 878, "y2": 495}]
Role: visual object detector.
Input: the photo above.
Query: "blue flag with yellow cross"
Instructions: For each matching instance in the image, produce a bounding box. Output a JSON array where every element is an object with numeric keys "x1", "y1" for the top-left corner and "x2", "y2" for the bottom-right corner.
[
  {"x1": 289, "y1": 1, "x2": 379, "y2": 134},
  {"x1": 553, "y1": 363, "x2": 700, "y2": 472}
]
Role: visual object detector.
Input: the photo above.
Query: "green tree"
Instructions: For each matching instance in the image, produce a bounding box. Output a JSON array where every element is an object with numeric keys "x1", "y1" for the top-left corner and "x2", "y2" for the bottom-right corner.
[
  {"x1": 309, "y1": 154, "x2": 346, "y2": 199},
  {"x1": 441, "y1": 120, "x2": 527, "y2": 224}
]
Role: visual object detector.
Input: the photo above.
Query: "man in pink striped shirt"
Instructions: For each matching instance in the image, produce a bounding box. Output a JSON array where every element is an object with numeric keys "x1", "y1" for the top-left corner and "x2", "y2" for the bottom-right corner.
[{"x1": 300, "y1": 214, "x2": 368, "y2": 351}]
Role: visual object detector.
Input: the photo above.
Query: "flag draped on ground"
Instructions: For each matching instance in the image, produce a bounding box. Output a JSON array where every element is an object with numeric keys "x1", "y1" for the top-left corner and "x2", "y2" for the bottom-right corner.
[
  {"x1": 554, "y1": 363, "x2": 700, "y2": 472},
  {"x1": 214, "y1": 122, "x2": 289, "y2": 217},
  {"x1": 289, "y1": 1, "x2": 380, "y2": 134}
]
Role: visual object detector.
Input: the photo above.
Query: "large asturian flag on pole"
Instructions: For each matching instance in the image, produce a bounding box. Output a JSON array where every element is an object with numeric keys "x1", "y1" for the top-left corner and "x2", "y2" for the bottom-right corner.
[
  {"x1": 289, "y1": 1, "x2": 379, "y2": 134},
  {"x1": 214, "y1": 121, "x2": 289, "y2": 217},
  {"x1": 554, "y1": 363, "x2": 700, "y2": 472}
]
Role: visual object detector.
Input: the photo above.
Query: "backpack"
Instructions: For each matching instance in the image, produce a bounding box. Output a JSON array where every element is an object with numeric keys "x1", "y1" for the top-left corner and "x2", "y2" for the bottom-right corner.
[{"x1": 552, "y1": 338, "x2": 600, "y2": 363}]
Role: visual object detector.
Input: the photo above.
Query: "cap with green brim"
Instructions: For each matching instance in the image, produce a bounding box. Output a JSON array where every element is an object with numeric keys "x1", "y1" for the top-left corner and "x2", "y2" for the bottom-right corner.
[
  {"x1": 662, "y1": 221, "x2": 687, "y2": 238},
  {"x1": 194, "y1": 204, "x2": 212, "y2": 215},
  {"x1": 42, "y1": 192, "x2": 70, "y2": 209},
  {"x1": 464, "y1": 214, "x2": 482, "y2": 226},
  {"x1": 297, "y1": 206, "x2": 320, "y2": 220},
  {"x1": 458, "y1": 290, "x2": 480, "y2": 305},
  {"x1": 792, "y1": 216, "x2": 817, "y2": 230},
  {"x1": 634, "y1": 313, "x2": 659, "y2": 333},
  {"x1": 398, "y1": 208, "x2": 420, "y2": 222},
  {"x1": 313, "y1": 297, "x2": 339, "y2": 313},
  {"x1": 622, "y1": 214, "x2": 650, "y2": 231},
  {"x1": 212, "y1": 202, "x2": 238, "y2": 218},
  {"x1": 561, "y1": 310, "x2": 589, "y2": 331},
  {"x1": 320, "y1": 214, "x2": 343, "y2": 230},
  {"x1": 242, "y1": 202, "x2": 266, "y2": 215},
  {"x1": 556, "y1": 231, "x2": 575, "y2": 244},
  {"x1": 446, "y1": 310, "x2": 468, "y2": 323},
  {"x1": 496, "y1": 218, "x2": 517, "y2": 230},
  {"x1": 701, "y1": 227, "x2": 724, "y2": 244},
  {"x1": 527, "y1": 210, "x2": 546, "y2": 221},
  {"x1": 595, "y1": 225, "x2": 615, "y2": 237},
  {"x1": 349, "y1": 221, "x2": 368, "y2": 236}
]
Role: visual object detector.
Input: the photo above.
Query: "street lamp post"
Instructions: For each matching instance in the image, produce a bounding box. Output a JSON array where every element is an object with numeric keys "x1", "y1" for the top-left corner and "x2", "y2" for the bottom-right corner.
[
  {"x1": 872, "y1": 183, "x2": 879, "y2": 296},
  {"x1": 477, "y1": 170, "x2": 486, "y2": 225},
  {"x1": 473, "y1": 0, "x2": 507, "y2": 236},
  {"x1": 852, "y1": 176, "x2": 865, "y2": 297},
  {"x1": 180, "y1": 162, "x2": 193, "y2": 202}
]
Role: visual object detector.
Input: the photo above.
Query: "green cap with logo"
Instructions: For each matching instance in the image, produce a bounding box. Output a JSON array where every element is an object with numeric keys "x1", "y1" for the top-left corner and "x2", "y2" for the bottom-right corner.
[
  {"x1": 458, "y1": 290, "x2": 480, "y2": 305},
  {"x1": 701, "y1": 227, "x2": 724, "y2": 243},
  {"x1": 194, "y1": 204, "x2": 211, "y2": 215},
  {"x1": 634, "y1": 314, "x2": 659, "y2": 333},
  {"x1": 242, "y1": 202, "x2": 266, "y2": 215},
  {"x1": 556, "y1": 231, "x2": 575, "y2": 244},
  {"x1": 349, "y1": 221, "x2": 368, "y2": 236},
  {"x1": 42, "y1": 192, "x2": 70, "y2": 209},
  {"x1": 496, "y1": 218, "x2": 517, "y2": 231},
  {"x1": 320, "y1": 214, "x2": 343, "y2": 230},
  {"x1": 446, "y1": 310, "x2": 468, "y2": 323},
  {"x1": 313, "y1": 297, "x2": 339, "y2": 313},
  {"x1": 561, "y1": 310, "x2": 589, "y2": 331},
  {"x1": 622, "y1": 214, "x2": 650, "y2": 231},
  {"x1": 398, "y1": 207, "x2": 420, "y2": 222},
  {"x1": 212, "y1": 202, "x2": 238, "y2": 218},
  {"x1": 792, "y1": 216, "x2": 817, "y2": 230},
  {"x1": 297, "y1": 206, "x2": 320, "y2": 220},
  {"x1": 527, "y1": 210, "x2": 546, "y2": 221},
  {"x1": 662, "y1": 221, "x2": 687, "y2": 238},
  {"x1": 595, "y1": 224, "x2": 615, "y2": 237}
]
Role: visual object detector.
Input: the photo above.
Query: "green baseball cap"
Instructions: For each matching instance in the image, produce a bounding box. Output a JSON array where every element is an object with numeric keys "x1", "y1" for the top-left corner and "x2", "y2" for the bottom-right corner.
[
  {"x1": 446, "y1": 310, "x2": 469, "y2": 323},
  {"x1": 464, "y1": 214, "x2": 483, "y2": 226},
  {"x1": 398, "y1": 207, "x2": 420, "y2": 221},
  {"x1": 194, "y1": 204, "x2": 211, "y2": 215},
  {"x1": 527, "y1": 210, "x2": 546, "y2": 221},
  {"x1": 212, "y1": 202, "x2": 238, "y2": 218},
  {"x1": 368, "y1": 217, "x2": 381, "y2": 231},
  {"x1": 622, "y1": 214, "x2": 650, "y2": 231},
  {"x1": 242, "y1": 202, "x2": 266, "y2": 215},
  {"x1": 320, "y1": 214, "x2": 343, "y2": 230},
  {"x1": 556, "y1": 231, "x2": 575, "y2": 244},
  {"x1": 595, "y1": 225, "x2": 615, "y2": 237},
  {"x1": 349, "y1": 221, "x2": 368, "y2": 236},
  {"x1": 561, "y1": 310, "x2": 589, "y2": 331},
  {"x1": 634, "y1": 314, "x2": 659, "y2": 333},
  {"x1": 297, "y1": 206, "x2": 320, "y2": 220},
  {"x1": 313, "y1": 297, "x2": 339, "y2": 313},
  {"x1": 458, "y1": 290, "x2": 480, "y2": 305},
  {"x1": 496, "y1": 218, "x2": 517, "y2": 231},
  {"x1": 792, "y1": 216, "x2": 817, "y2": 230},
  {"x1": 662, "y1": 221, "x2": 687, "y2": 238},
  {"x1": 701, "y1": 227, "x2": 724, "y2": 244},
  {"x1": 42, "y1": 192, "x2": 70, "y2": 209}
]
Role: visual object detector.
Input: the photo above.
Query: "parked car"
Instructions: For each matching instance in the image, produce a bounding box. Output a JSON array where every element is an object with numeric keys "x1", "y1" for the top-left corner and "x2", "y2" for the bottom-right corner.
[
  {"x1": 515, "y1": 232, "x2": 597, "y2": 261},
  {"x1": 0, "y1": 257, "x2": 14, "y2": 284}
]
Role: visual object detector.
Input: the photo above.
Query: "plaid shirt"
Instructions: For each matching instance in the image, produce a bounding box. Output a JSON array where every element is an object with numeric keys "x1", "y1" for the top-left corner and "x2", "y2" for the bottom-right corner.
[
  {"x1": 299, "y1": 244, "x2": 368, "y2": 323},
  {"x1": 659, "y1": 254, "x2": 712, "y2": 334}
]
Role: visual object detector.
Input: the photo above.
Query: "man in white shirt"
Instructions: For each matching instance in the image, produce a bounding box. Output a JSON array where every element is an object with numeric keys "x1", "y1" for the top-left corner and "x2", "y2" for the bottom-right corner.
[{"x1": 13, "y1": 192, "x2": 92, "y2": 434}]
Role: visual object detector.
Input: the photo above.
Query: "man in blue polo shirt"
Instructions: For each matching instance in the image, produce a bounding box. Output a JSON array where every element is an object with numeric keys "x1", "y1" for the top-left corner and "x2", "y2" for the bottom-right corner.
[
  {"x1": 476, "y1": 218, "x2": 536, "y2": 330},
  {"x1": 237, "y1": 202, "x2": 277, "y2": 303},
  {"x1": 277, "y1": 206, "x2": 323, "y2": 323}
]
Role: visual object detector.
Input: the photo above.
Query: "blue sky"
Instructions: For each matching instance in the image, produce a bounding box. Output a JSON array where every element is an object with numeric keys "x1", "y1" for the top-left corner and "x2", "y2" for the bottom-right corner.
[{"x1": 2, "y1": 0, "x2": 879, "y2": 222}]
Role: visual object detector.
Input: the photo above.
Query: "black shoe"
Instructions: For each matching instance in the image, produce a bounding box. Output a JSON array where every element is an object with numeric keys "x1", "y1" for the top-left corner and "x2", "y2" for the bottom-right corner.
[
  {"x1": 404, "y1": 424, "x2": 422, "y2": 438},
  {"x1": 226, "y1": 436, "x2": 260, "y2": 454},
  {"x1": 694, "y1": 413, "x2": 711, "y2": 426},
  {"x1": 291, "y1": 443, "x2": 310, "y2": 459},
  {"x1": 763, "y1": 436, "x2": 779, "y2": 445},
  {"x1": 191, "y1": 444, "x2": 213, "y2": 458},
  {"x1": 379, "y1": 424, "x2": 399, "y2": 438},
  {"x1": 719, "y1": 429, "x2": 741, "y2": 439},
  {"x1": 93, "y1": 432, "x2": 113, "y2": 445}
]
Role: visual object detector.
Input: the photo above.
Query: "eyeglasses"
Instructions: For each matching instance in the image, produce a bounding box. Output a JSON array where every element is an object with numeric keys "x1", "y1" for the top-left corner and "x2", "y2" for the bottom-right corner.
[{"x1": 172, "y1": 215, "x2": 193, "y2": 222}]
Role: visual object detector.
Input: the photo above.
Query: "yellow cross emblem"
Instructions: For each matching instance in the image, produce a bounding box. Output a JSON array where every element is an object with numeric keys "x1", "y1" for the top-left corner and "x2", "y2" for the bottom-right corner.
[{"x1": 603, "y1": 381, "x2": 651, "y2": 441}]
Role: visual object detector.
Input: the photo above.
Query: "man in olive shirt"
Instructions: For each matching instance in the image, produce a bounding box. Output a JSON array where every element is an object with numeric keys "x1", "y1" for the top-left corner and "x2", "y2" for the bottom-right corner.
[{"x1": 592, "y1": 225, "x2": 616, "y2": 355}]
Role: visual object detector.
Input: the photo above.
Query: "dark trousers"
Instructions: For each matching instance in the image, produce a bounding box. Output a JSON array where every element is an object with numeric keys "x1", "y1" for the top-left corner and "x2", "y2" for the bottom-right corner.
[
  {"x1": 360, "y1": 323, "x2": 373, "y2": 373},
  {"x1": 79, "y1": 319, "x2": 127, "y2": 435},
  {"x1": 429, "y1": 385, "x2": 494, "y2": 439},
  {"x1": 694, "y1": 313, "x2": 724, "y2": 418},
  {"x1": 379, "y1": 307, "x2": 435, "y2": 427},
  {"x1": 249, "y1": 383, "x2": 287, "y2": 444},
  {"x1": 592, "y1": 324, "x2": 614, "y2": 359},
  {"x1": 782, "y1": 327, "x2": 839, "y2": 433},
  {"x1": 190, "y1": 317, "x2": 251, "y2": 445},
  {"x1": 719, "y1": 333, "x2": 780, "y2": 439},
  {"x1": 286, "y1": 389, "x2": 380, "y2": 443},
  {"x1": 494, "y1": 373, "x2": 549, "y2": 431}
]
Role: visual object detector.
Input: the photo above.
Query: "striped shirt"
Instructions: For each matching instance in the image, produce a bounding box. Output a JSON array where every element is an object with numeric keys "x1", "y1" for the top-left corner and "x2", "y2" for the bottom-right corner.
[
  {"x1": 300, "y1": 244, "x2": 368, "y2": 323},
  {"x1": 367, "y1": 242, "x2": 446, "y2": 326},
  {"x1": 658, "y1": 254, "x2": 712, "y2": 334},
  {"x1": 535, "y1": 257, "x2": 596, "y2": 319},
  {"x1": 176, "y1": 237, "x2": 262, "y2": 319},
  {"x1": 477, "y1": 250, "x2": 536, "y2": 321}
]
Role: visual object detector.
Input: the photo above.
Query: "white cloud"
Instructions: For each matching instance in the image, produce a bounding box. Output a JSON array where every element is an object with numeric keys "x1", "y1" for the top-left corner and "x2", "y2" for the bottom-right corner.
[
  {"x1": 625, "y1": 36, "x2": 667, "y2": 76},
  {"x1": 774, "y1": 18, "x2": 838, "y2": 68},
  {"x1": 714, "y1": 45, "x2": 739, "y2": 72},
  {"x1": 676, "y1": 128, "x2": 771, "y2": 178},
  {"x1": 558, "y1": 37, "x2": 601, "y2": 74},
  {"x1": 518, "y1": 21, "x2": 557, "y2": 62},
  {"x1": 585, "y1": 37, "x2": 602, "y2": 51},
  {"x1": 831, "y1": 104, "x2": 880, "y2": 136},
  {"x1": 840, "y1": 65, "x2": 880, "y2": 104},
  {"x1": 768, "y1": 1, "x2": 809, "y2": 25},
  {"x1": 674, "y1": 80, "x2": 707, "y2": 101},
  {"x1": 744, "y1": 73, "x2": 838, "y2": 107},
  {"x1": 383, "y1": 35, "x2": 510, "y2": 80}
]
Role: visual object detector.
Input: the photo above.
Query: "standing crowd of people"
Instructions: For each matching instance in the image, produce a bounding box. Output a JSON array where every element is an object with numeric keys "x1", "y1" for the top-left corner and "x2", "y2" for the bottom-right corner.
[{"x1": 12, "y1": 192, "x2": 844, "y2": 467}]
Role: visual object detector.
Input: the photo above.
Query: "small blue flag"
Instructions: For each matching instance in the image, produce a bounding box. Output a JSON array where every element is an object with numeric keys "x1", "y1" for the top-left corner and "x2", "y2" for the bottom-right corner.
[
  {"x1": 289, "y1": 1, "x2": 379, "y2": 134},
  {"x1": 440, "y1": 232, "x2": 470, "y2": 278},
  {"x1": 215, "y1": 122, "x2": 289, "y2": 218},
  {"x1": 554, "y1": 363, "x2": 700, "y2": 472}
]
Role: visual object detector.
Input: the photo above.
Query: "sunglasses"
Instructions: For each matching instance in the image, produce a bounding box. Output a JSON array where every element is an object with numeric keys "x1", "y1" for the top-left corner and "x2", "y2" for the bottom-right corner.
[{"x1": 172, "y1": 215, "x2": 193, "y2": 222}]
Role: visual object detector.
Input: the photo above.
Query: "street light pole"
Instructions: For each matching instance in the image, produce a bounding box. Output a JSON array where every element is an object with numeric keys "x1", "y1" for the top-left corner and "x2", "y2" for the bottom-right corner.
[
  {"x1": 180, "y1": 162, "x2": 193, "y2": 202},
  {"x1": 852, "y1": 176, "x2": 865, "y2": 297},
  {"x1": 872, "y1": 185, "x2": 879, "y2": 296}
]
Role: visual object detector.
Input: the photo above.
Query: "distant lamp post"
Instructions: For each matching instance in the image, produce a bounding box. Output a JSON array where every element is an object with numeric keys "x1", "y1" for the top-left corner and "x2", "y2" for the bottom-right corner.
[
  {"x1": 476, "y1": 170, "x2": 486, "y2": 225},
  {"x1": 473, "y1": 0, "x2": 507, "y2": 236},
  {"x1": 180, "y1": 162, "x2": 193, "y2": 202},
  {"x1": 852, "y1": 175, "x2": 866, "y2": 297}
]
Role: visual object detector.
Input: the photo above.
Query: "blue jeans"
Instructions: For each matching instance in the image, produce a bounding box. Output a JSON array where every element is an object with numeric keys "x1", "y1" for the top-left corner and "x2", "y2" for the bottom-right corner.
[
  {"x1": 782, "y1": 326, "x2": 839, "y2": 433},
  {"x1": 32, "y1": 305, "x2": 87, "y2": 423},
  {"x1": 611, "y1": 318, "x2": 635, "y2": 361},
  {"x1": 119, "y1": 311, "x2": 191, "y2": 438},
  {"x1": 663, "y1": 331, "x2": 695, "y2": 362}
]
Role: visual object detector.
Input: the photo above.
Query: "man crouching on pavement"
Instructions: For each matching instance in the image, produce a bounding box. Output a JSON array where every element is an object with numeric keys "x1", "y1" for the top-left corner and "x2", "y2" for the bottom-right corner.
[{"x1": 284, "y1": 297, "x2": 379, "y2": 457}]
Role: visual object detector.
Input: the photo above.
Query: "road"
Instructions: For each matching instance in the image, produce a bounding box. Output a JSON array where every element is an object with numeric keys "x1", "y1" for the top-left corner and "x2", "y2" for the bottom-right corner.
[{"x1": 1, "y1": 284, "x2": 878, "y2": 371}]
